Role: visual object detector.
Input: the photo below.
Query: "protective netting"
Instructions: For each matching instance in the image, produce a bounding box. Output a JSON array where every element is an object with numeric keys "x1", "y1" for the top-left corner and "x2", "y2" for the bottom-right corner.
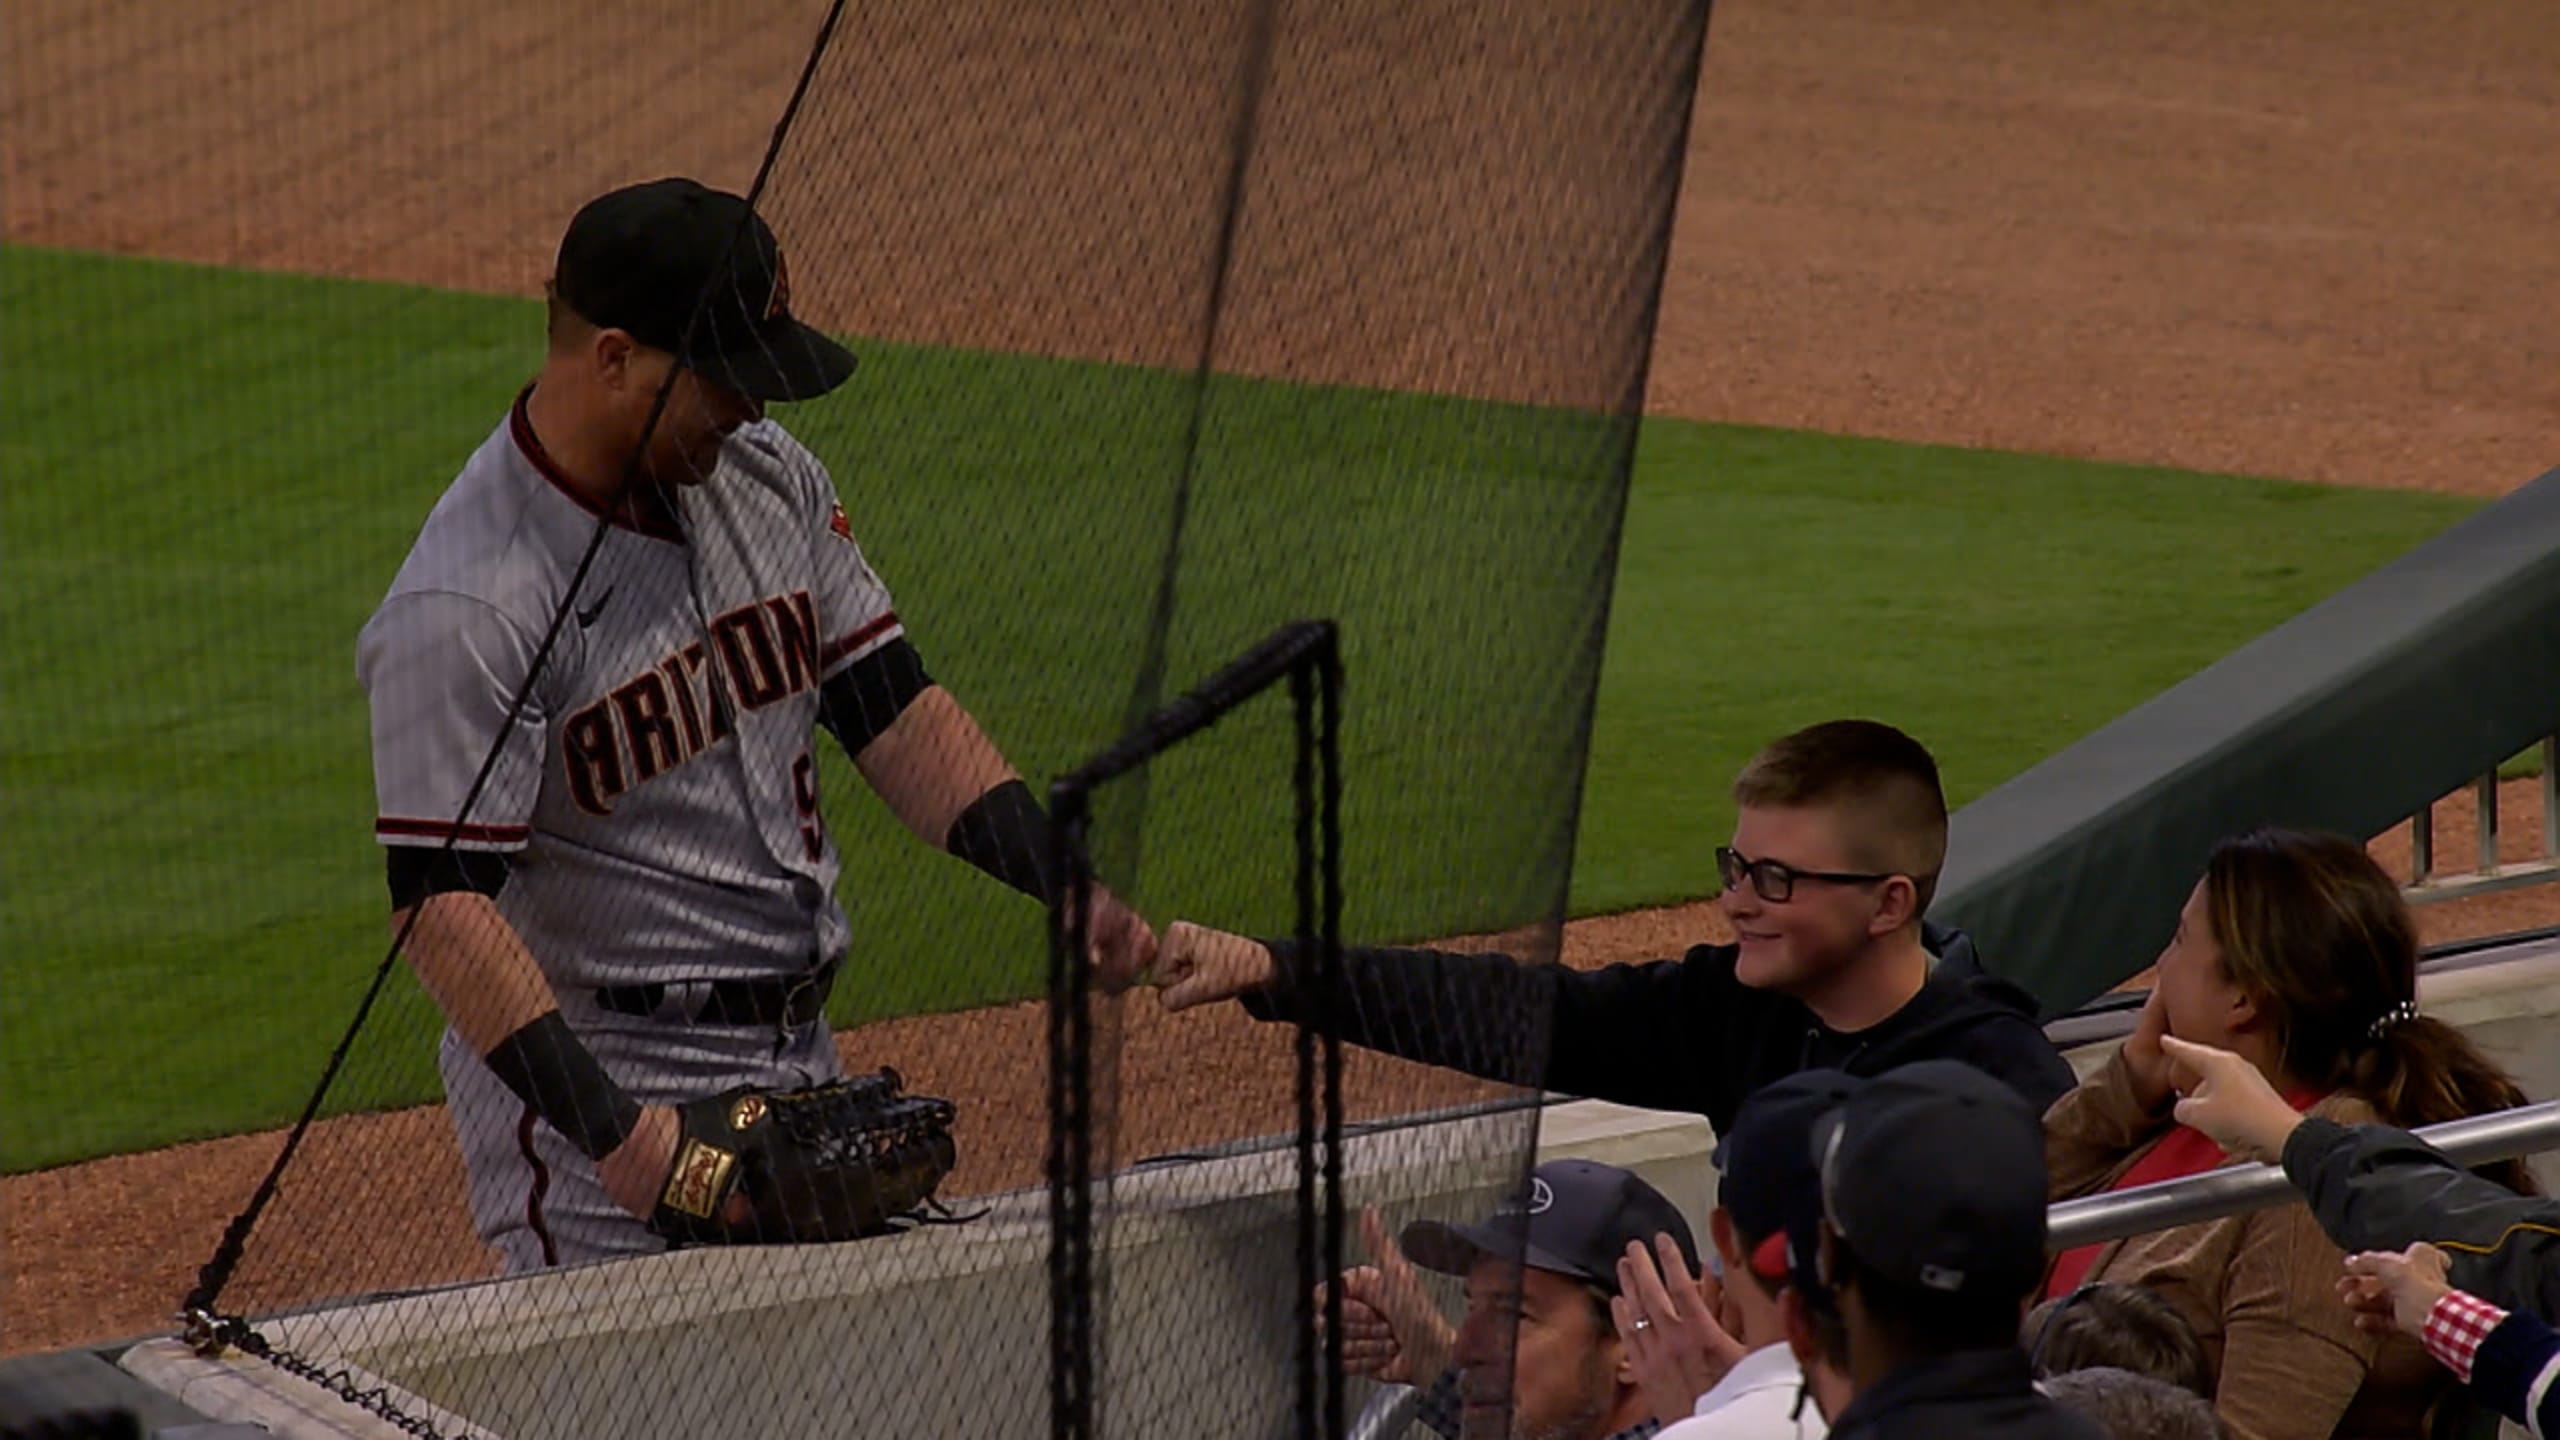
[{"x1": 4, "y1": 0, "x2": 1706, "y2": 1434}]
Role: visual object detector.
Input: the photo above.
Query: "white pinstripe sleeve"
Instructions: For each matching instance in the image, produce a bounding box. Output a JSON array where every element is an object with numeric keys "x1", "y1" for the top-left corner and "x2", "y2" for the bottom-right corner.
[{"x1": 358, "y1": 590, "x2": 546, "y2": 852}]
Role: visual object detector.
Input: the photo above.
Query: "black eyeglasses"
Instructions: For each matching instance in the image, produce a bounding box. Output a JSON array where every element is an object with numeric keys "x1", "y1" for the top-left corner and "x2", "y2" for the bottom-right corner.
[{"x1": 1715, "y1": 846, "x2": 1894, "y2": 904}]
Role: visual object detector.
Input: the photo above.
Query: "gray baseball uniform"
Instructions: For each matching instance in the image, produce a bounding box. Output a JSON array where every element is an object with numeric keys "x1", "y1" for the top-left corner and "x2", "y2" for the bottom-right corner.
[{"x1": 359, "y1": 390, "x2": 897, "y2": 1269}]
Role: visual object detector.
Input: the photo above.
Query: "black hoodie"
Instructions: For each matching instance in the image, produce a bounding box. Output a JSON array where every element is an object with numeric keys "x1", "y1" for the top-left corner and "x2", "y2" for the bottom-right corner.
[
  {"x1": 1241, "y1": 921, "x2": 2075, "y2": 1133},
  {"x1": 1826, "y1": 1348, "x2": 2104, "y2": 1440}
]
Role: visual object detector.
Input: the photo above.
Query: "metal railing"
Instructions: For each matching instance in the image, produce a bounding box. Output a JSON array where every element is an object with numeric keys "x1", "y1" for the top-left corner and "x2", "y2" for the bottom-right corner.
[
  {"x1": 2047, "y1": 1096, "x2": 2560, "y2": 1251},
  {"x1": 2404, "y1": 738, "x2": 2560, "y2": 904}
]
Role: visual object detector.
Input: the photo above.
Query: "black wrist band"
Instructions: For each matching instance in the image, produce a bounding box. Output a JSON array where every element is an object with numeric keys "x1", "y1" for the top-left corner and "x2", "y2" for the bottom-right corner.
[
  {"x1": 946, "y1": 778, "x2": 1059, "y2": 905},
  {"x1": 483, "y1": 1011, "x2": 641, "y2": 1161}
]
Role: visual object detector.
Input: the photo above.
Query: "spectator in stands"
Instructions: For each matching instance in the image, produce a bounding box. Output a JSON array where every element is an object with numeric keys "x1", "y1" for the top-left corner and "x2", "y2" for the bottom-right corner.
[
  {"x1": 1150, "y1": 720, "x2": 2075, "y2": 1134},
  {"x1": 2022, "y1": 1283, "x2": 2214, "y2": 1398},
  {"x1": 2036, "y1": 1367, "x2": 2226, "y2": 1440},
  {"x1": 2161, "y1": 1034, "x2": 2560, "y2": 1437},
  {"x1": 1782, "y1": 1060, "x2": 2100, "y2": 1438},
  {"x1": 2332, "y1": 1241, "x2": 2560, "y2": 1439},
  {"x1": 2163, "y1": 1030, "x2": 2560, "y2": 1325},
  {"x1": 2042, "y1": 827, "x2": 2533, "y2": 1440},
  {"x1": 1629, "y1": 1071, "x2": 1860, "y2": 1438},
  {"x1": 1328, "y1": 1159, "x2": 1701, "y2": 1440}
]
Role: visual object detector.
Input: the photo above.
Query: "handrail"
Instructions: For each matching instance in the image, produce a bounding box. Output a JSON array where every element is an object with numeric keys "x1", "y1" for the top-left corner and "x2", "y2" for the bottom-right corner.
[
  {"x1": 2047, "y1": 1098, "x2": 2560, "y2": 1252},
  {"x1": 2403, "y1": 738, "x2": 2560, "y2": 905}
]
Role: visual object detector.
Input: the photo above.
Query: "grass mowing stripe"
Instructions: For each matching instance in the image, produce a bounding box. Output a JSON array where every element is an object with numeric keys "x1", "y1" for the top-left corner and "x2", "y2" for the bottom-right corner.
[{"x1": 1, "y1": 245, "x2": 2479, "y2": 1169}]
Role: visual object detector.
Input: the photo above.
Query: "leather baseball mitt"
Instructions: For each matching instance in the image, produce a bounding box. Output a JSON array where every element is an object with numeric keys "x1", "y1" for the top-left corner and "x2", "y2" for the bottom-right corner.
[{"x1": 650, "y1": 1068, "x2": 959, "y2": 1245}]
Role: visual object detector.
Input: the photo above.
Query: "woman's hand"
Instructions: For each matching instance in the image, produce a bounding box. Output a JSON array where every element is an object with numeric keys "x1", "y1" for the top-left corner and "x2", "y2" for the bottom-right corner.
[{"x1": 2121, "y1": 984, "x2": 2180, "y2": 1112}]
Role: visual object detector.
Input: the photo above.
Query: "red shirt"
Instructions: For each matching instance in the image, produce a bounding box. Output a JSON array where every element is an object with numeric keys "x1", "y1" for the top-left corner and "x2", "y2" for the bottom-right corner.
[{"x1": 2045, "y1": 1085, "x2": 2328, "y2": 1299}]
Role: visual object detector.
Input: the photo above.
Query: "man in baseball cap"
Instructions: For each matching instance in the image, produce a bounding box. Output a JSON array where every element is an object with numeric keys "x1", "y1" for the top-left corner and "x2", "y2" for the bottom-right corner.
[
  {"x1": 1784, "y1": 1060, "x2": 2098, "y2": 1439},
  {"x1": 1399, "y1": 1160, "x2": 1701, "y2": 1440},
  {"x1": 1650, "y1": 1071, "x2": 1862, "y2": 1438},
  {"x1": 552, "y1": 176, "x2": 855, "y2": 405},
  {"x1": 532, "y1": 177, "x2": 859, "y2": 494}
]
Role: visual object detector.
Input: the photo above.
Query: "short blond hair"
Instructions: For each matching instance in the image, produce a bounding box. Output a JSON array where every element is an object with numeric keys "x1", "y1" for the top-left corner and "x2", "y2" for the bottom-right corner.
[{"x1": 1731, "y1": 719, "x2": 1948, "y2": 912}]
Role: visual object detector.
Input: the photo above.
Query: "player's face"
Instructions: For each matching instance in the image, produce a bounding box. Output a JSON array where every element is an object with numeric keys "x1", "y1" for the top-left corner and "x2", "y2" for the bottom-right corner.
[
  {"x1": 1452, "y1": 1259, "x2": 1620, "y2": 1440},
  {"x1": 2153, "y1": 878, "x2": 2251, "y2": 1049},
  {"x1": 617, "y1": 347, "x2": 763, "y2": 485},
  {"x1": 1717, "y1": 805, "x2": 1889, "y2": 995}
]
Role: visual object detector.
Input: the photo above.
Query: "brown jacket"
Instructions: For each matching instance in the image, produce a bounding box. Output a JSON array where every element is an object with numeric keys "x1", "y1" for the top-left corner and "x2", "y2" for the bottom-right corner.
[{"x1": 2044, "y1": 1050, "x2": 2442, "y2": 1440}]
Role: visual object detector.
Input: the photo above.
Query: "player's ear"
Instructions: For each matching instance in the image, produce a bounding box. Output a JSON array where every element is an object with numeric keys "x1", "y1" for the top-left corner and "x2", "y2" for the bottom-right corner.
[{"x1": 592, "y1": 327, "x2": 639, "y2": 387}]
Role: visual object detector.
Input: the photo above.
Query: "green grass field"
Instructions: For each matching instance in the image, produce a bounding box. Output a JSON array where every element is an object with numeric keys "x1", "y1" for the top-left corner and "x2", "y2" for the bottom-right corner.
[{"x1": 0, "y1": 245, "x2": 2483, "y2": 1171}]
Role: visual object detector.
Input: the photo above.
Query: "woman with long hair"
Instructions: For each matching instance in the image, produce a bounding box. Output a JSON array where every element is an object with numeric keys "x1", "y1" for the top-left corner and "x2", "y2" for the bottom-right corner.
[{"x1": 2043, "y1": 826, "x2": 2533, "y2": 1440}]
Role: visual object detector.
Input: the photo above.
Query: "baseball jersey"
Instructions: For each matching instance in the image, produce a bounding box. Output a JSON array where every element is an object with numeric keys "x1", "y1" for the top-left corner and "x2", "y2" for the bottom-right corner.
[{"x1": 358, "y1": 389, "x2": 900, "y2": 990}]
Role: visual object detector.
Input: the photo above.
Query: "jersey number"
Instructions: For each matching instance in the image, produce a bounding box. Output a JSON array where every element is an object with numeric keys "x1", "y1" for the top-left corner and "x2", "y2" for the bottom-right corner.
[{"x1": 791, "y1": 751, "x2": 825, "y2": 861}]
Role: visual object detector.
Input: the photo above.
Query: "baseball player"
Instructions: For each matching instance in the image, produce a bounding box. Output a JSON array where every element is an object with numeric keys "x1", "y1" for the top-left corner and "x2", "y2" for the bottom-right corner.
[{"x1": 358, "y1": 177, "x2": 1154, "y2": 1271}]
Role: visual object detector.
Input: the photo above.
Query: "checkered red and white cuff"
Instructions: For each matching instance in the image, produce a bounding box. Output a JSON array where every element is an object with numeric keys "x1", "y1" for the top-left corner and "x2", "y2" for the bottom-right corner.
[{"x1": 2423, "y1": 1289, "x2": 2509, "y2": 1383}]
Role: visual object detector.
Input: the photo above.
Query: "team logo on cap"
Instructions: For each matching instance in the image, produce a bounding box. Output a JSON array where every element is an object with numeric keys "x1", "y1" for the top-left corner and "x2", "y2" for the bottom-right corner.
[
  {"x1": 765, "y1": 248, "x2": 793, "y2": 322},
  {"x1": 1494, "y1": 1178, "x2": 1555, "y2": 1215}
]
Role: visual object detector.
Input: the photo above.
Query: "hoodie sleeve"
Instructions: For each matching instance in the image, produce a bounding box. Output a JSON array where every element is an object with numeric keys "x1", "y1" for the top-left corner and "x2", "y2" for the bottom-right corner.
[
  {"x1": 1242, "y1": 939, "x2": 1771, "y2": 1127},
  {"x1": 1940, "y1": 989, "x2": 2079, "y2": 1115},
  {"x1": 2283, "y1": 1116, "x2": 2560, "y2": 1319}
]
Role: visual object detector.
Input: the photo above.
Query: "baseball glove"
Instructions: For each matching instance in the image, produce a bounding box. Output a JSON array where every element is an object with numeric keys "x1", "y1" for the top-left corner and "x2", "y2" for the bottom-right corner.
[{"x1": 650, "y1": 1068, "x2": 959, "y2": 1245}]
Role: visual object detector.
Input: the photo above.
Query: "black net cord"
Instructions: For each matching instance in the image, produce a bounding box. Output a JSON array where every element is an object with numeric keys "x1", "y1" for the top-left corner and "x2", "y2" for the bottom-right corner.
[
  {"x1": 176, "y1": 0, "x2": 857, "y2": 1333},
  {"x1": 1290, "y1": 660, "x2": 1319, "y2": 1440},
  {"x1": 1047, "y1": 794, "x2": 1098, "y2": 1440},
  {"x1": 1288, "y1": 625, "x2": 1348, "y2": 1440},
  {"x1": 1109, "y1": 0, "x2": 1285, "y2": 883},
  {"x1": 1318, "y1": 635, "x2": 1347, "y2": 1440}
]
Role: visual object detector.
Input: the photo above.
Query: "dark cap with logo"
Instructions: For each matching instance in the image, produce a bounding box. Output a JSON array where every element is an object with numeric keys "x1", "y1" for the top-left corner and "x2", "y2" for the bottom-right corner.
[
  {"x1": 553, "y1": 177, "x2": 856, "y2": 403},
  {"x1": 1711, "y1": 1068, "x2": 1864, "y2": 1284},
  {"x1": 1401, "y1": 1159, "x2": 1698, "y2": 1289},
  {"x1": 1811, "y1": 1058, "x2": 2049, "y2": 1302}
]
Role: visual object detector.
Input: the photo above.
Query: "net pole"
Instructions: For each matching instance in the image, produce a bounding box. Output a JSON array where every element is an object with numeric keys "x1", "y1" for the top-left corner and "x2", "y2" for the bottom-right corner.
[
  {"x1": 1317, "y1": 628, "x2": 1347, "y2": 1440},
  {"x1": 1289, "y1": 658, "x2": 1321, "y2": 1440},
  {"x1": 1046, "y1": 787, "x2": 1098, "y2": 1440}
]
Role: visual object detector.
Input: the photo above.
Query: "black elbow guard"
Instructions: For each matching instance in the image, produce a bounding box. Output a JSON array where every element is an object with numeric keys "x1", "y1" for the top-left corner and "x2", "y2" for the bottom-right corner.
[
  {"x1": 387, "y1": 845, "x2": 512, "y2": 909},
  {"x1": 946, "y1": 778, "x2": 1060, "y2": 904},
  {"x1": 482, "y1": 1011, "x2": 641, "y2": 1161},
  {"x1": 819, "y1": 637, "x2": 932, "y2": 756}
]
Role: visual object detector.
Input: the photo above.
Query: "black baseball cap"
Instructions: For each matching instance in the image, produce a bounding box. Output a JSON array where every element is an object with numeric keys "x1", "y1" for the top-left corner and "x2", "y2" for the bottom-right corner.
[
  {"x1": 1711, "y1": 1069, "x2": 1864, "y2": 1285},
  {"x1": 1810, "y1": 1059, "x2": 2049, "y2": 1301},
  {"x1": 1402, "y1": 1160, "x2": 1698, "y2": 1289},
  {"x1": 553, "y1": 177, "x2": 856, "y2": 403}
]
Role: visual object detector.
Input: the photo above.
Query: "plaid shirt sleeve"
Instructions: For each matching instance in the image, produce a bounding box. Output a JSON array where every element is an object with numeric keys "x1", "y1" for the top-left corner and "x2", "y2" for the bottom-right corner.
[{"x1": 2422, "y1": 1289, "x2": 2509, "y2": 1384}]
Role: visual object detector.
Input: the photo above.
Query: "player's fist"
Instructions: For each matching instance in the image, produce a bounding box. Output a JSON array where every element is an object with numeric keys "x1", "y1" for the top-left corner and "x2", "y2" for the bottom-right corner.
[
  {"x1": 1083, "y1": 885, "x2": 1158, "y2": 995},
  {"x1": 1153, "y1": 921, "x2": 1278, "y2": 1012}
]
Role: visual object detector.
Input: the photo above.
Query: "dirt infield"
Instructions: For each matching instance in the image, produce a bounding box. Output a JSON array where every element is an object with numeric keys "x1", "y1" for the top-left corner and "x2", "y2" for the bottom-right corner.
[{"x1": 7, "y1": 0, "x2": 2560, "y2": 1359}]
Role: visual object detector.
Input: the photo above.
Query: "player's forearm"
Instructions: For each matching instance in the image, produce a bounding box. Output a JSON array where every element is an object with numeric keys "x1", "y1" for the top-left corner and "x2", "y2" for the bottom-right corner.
[
  {"x1": 394, "y1": 890, "x2": 650, "y2": 1166},
  {"x1": 853, "y1": 686, "x2": 1017, "y2": 845},
  {"x1": 393, "y1": 891, "x2": 563, "y2": 1056}
]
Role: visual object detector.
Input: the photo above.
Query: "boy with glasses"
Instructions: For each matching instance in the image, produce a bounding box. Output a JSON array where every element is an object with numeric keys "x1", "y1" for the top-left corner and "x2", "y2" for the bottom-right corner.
[{"x1": 1150, "y1": 719, "x2": 2071, "y2": 1133}]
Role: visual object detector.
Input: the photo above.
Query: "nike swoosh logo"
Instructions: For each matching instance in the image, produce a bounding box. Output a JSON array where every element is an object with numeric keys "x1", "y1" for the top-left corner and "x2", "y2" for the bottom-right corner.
[{"x1": 575, "y1": 586, "x2": 615, "y2": 629}]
